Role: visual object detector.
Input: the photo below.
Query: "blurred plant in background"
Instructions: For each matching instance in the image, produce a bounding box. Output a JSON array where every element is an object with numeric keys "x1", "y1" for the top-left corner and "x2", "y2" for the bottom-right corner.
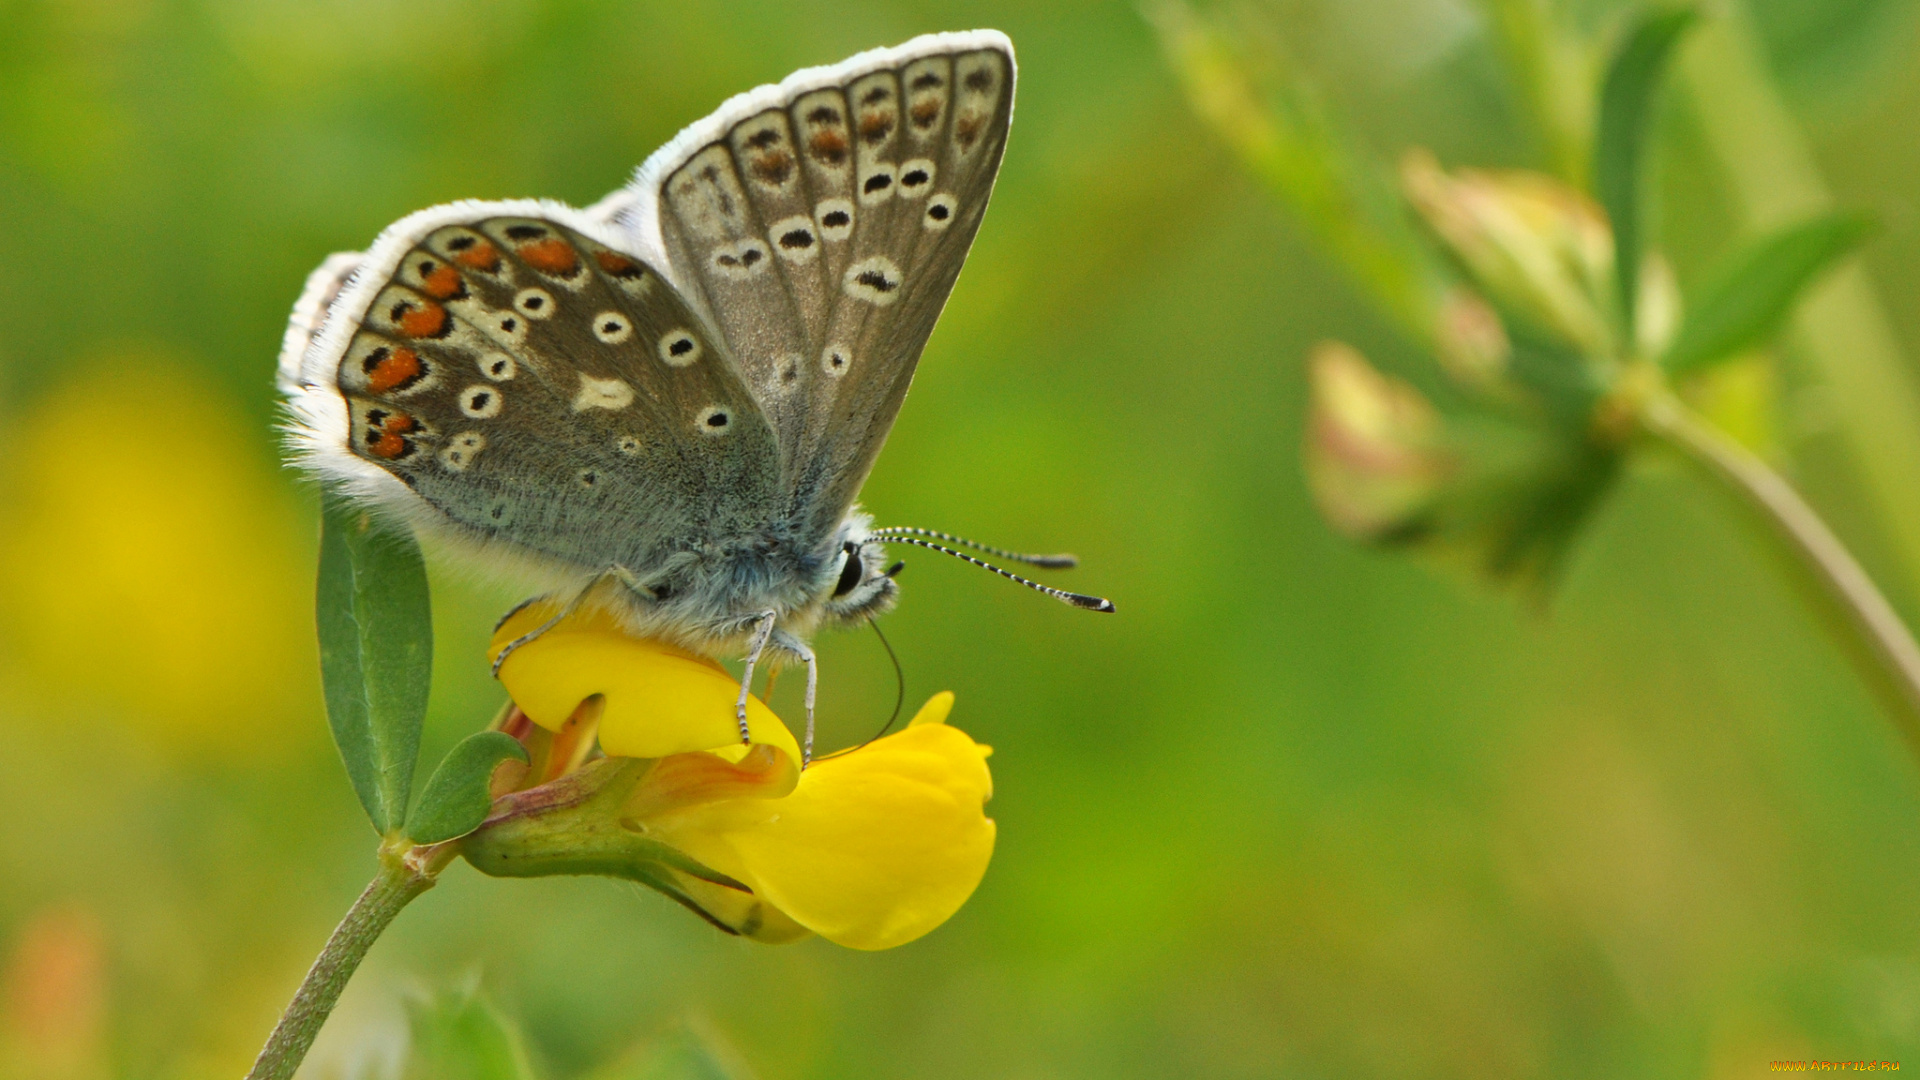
[
  {"x1": 1155, "y1": 0, "x2": 1920, "y2": 751},
  {"x1": 9, "y1": 1, "x2": 1920, "y2": 1076}
]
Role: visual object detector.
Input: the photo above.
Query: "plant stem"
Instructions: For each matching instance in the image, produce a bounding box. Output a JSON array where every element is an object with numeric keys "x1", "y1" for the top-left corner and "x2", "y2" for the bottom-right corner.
[
  {"x1": 1680, "y1": 5, "x2": 1920, "y2": 599},
  {"x1": 242, "y1": 844, "x2": 444, "y2": 1080},
  {"x1": 1641, "y1": 393, "x2": 1920, "y2": 759}
]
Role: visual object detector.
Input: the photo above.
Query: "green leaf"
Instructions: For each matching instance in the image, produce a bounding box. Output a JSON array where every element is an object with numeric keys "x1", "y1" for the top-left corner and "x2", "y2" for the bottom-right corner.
[
  {"x1": 588, "y1": 1022, "x2": 753, "y2": 1080},
  {"x1": 1593, "y1": 4, "x2": 1697, "y2": 340},
  {"x1": 404, "y1": 986, "x2": 537, "y2": 1080},
  {"x1": 1663, "y1": 213, "x2": 1874, "y2": 376},
  {"x1": 317, "y1": 494, "x2": 432, "y2": 835},
  {"x1": 404, "y1": 731, "x2": 528, "y2": 845}
]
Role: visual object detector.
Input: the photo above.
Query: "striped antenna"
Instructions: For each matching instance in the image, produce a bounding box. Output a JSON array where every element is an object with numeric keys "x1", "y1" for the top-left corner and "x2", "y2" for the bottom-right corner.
[
  {"x1": 869, "y1": 526, "x2": 1079, "y2": 569},
  {"x1": 875, "y1": 535, "x2": 1115, "y2": 612}
]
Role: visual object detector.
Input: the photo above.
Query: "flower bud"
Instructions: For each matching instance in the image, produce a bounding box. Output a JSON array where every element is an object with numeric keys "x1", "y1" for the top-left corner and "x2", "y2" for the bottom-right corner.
[
  {"x1": 1433, "y1": 287, "x2": 1513, "y2": 392},
  {"x1": 1401, "y1": 149, "x2": 1616, "y2": 357},
  {"x1": 1304, "y1": 341, "x2": 1450, "y2": 541}
]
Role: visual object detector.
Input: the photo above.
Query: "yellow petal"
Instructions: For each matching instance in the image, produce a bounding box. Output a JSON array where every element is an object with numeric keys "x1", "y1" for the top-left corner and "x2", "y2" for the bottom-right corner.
[
  {"x1": 650, "y1": 702, "x2": 995, "y2": 950},
  {"x1": 489, "y1": 600, "x2": 801, "y2": 765},
  {"x1": 667, "y1": 871, "x2": 813, "y2": 945},
  {"x1": 907, "y1": 690, "x2": 954, "y2": 727}
]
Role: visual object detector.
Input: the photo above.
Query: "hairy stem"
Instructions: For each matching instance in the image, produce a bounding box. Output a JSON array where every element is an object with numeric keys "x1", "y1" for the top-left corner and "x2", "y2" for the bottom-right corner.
[
  {"x1": 242, "y1": 844, "x2": 445, "y2": 1080},
  {"x1": 1642, "y1": 393, "x2": 1920, "y2": 759}
]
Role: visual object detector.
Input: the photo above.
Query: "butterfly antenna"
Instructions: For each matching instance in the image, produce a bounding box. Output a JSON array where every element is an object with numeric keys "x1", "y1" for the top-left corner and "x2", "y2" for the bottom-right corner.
[
  {"x1": 870, "y1": 526, "x2": 1079, "y2": 569},
  {"x1": 875, "y1": 535, "x2": 1115, "y2": 612}
]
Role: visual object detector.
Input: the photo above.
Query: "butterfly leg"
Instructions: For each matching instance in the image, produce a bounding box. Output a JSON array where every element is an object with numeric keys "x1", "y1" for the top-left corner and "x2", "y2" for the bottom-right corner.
[
  {"x1": 490, "y1": 566, "x2": 636, "y2": 678},
  {"x1": 735, "y1": 611, "x2": 778, "y2": 744},
  {"x1": 771, "y1": 629, "x2": 818, "y2": 768}
]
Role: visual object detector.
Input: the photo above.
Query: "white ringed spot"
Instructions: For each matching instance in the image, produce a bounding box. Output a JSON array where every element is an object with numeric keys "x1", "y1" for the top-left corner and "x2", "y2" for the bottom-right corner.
[
  {"x1": 815, "y1": 198, "x2": 855, "y2": 241},
  {"x1": 821, "y1": 344, "x2": 851, "y2": 377},
  {"x1": 514, "y1": 288, "x2": 555, "y2": 319},
  {"x1": 576, "y1": 467, "x2": 602, "y2": 489},
  {"x1": 711, "y1": 238, "x2": 770, "y2": 280},
  {"x1": 479, "y1": 353, "x2": 516, "y2": 381},
  {"x1": 615, "y1": 435, "x2": 643, "y2": 456},
  {"x1": 898, "y1": 159, "x2": 935, "y2": 197},
  {"x1": 923, "y1": 193, "x2": 958, "y2": 231},
  {"x1": 858, "y1": 162, "x2": 897, "y2": 205},
  {"x1": 439, "y1": 431, "x2": 485, "y2": 471},
  {"x1": 591, "y1": 311, "x2": 633, "y2": 344},
  {"x1": 695, "y1": 405, "x2": 734, "y2": 436},
  {"x1": 459, "y1": 385, "x2": 504, "y2": 419},
  {"x1": 572, "y1": 374, "x2": 634, "y2": 412},
  {"x1": 842, "y1": 256, "x2": 903, "y2": 306},
  {"x1": 659, "y1": 329, "x2": 702, "y2": 367},
  {"x1": 768, "y1": 216, "x2": 819, "y2": 266},
  {"x1": 490, "y1": 310, "x2": 528, "y2": 342}
]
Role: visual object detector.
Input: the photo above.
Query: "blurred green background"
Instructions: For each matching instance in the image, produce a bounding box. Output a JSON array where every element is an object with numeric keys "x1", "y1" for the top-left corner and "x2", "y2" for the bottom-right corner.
[{"x1": 4, "y1": 0, "x2": 1920, "y2": 1076}]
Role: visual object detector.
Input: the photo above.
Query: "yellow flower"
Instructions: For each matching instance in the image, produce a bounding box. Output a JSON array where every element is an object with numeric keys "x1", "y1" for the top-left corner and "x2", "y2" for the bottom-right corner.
[{"x1": 479, "y1": 603, "x2": 996, "y2": 950}]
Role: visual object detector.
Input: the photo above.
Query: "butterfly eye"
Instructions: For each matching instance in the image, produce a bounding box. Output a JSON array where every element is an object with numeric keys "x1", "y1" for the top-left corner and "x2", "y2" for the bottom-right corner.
[{"x1": 832, "y1": 543, "x2": 865, "y2": 598}]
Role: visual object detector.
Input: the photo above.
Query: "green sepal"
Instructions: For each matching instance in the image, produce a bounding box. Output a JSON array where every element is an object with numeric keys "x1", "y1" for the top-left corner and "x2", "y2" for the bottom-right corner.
[
  {"x1": 404, "y1": 731, "x2": 529, "y2": 845},
  {"x1": 316, "y1": 494, "x2": 433, "y2": 835},
  {"x1": 458, "y1": 759, "x2": 749, "y2": 890},
  {"x1": 1662, "y1": 213, "x2": 1875, "y2": 376},
  {"x1": 403, "y1": 985, "x2": 537, "y2": 1080},
  {"x1": 457, "y1": 758, "x2": 803, "y2": 941},
  {"x1": 1593, "y1": 5, "x2": 1698, "y2": 340}
]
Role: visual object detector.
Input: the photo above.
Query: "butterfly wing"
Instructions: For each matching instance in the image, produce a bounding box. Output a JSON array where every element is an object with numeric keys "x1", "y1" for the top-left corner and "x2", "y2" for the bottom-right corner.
[
  {"x1": 615, "y1": 30, "x2": 1015, "y2": 541},
  {"x1": 284, "y1": 199, "x2": 781, "y2": 582}
]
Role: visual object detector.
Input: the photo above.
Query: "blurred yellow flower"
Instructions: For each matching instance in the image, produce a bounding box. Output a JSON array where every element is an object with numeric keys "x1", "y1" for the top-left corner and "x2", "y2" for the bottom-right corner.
[
  {"x1": 482, "y1": 603, "x2": 996, "y2": 950},
  {"x1": 0, "y1": 360, "x2": 315, "y2": 755}
]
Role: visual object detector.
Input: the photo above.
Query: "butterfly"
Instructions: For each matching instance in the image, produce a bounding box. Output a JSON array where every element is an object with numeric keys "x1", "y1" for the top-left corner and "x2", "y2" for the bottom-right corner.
[{"x1": 276, "y1": 30, "x2": 1112, "y2": 762}]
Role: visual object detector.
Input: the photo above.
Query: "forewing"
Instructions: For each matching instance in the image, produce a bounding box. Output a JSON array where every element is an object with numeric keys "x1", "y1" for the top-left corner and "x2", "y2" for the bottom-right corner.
[
  {"x1": 309, "y1": 205, "x2": 780, "y2": 577},
  {"x1": 620, "y1": 31, "x2": 1014, "y2": 539}
]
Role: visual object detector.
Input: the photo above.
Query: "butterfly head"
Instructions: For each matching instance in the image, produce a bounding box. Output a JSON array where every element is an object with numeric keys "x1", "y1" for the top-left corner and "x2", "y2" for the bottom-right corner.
[{"x1": 819, "y1": 537, "x2": 903, "y2": 627}]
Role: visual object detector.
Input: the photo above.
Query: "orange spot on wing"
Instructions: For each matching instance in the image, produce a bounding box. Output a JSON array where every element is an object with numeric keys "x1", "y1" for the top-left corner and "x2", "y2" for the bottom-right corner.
[
  {"x1": 517, "y1": 238, "x2": 581, "y2": 276},
  {"x1": 595, "y1": 250, "x2": 643, "y2": 279},
  {"x1": 398, "y1": 302, "x2": 448, "y2": 338},
  {"x1": 858, "y1": 112, "x2": 893, "y2": 142},
  {"x1": 366, "y1": 347, "x2": 422, "y2": 393},
  {"x1": 955, "y1": 113, "x2": 984, "y2": 150},
  {"x1": 421, "y1": 264, "x2": 464, "y2": 300},
  {"x1": 368, "y1": 412, "x2": 417, "y2": 460},
  {"x1": 749, "y1": 150, "x2": 794, "y2": 185},
  {"x1": 809, "y1": 129, "x2": 848, "y2": 164},
  {"x1": 910, "y1": 100, "x2": 941, "y2": 127},
  {"x1": 454, "y1": 240, "x2": 502, "y2": 272}
]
